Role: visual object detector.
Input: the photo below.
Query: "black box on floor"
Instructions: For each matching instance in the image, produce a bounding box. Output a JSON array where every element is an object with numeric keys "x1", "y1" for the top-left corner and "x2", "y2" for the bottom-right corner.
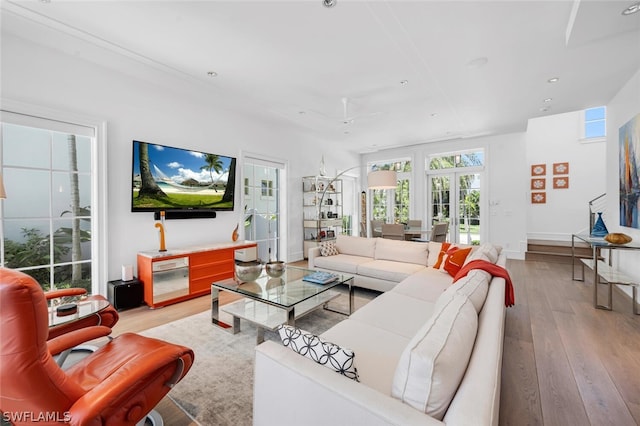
[{"x1": 107, "y1": 278, "x2": 143, "y2": 311}]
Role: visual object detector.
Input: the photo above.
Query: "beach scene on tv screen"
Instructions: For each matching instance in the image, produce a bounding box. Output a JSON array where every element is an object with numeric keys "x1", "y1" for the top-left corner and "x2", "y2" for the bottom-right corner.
[{"x1": 132, "y1": 141, "x2": 235, "y2": 210}]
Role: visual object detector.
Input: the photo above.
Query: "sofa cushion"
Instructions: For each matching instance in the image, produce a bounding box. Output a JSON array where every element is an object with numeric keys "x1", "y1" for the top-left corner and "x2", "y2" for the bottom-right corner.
[
  {"x1": 392, "y1": 268, "x2": 454, "y2": 302},
  {"x1": 320, "y1": 319, "x2": 411, "y2": 394},
  {"x1": 348, "y1": 292, "x2": 437, "y2": 339},
  {"x1": 356, "y1": 260, "x2": 426, "y2": 283},
  {"x1": 436, "y1": 269, "x2": 491, "y2": 313},
  {"x1": 319, "y1": 240, "x2": 339, "y2": 256},
  {"x1": 278, "y1": 325, "x2": 359, "y2": 381},
  {"x1": 374, "y1": 238, "x2": 429, "y2": 266},
  {"x1": 335, "y1": 234, "x2": 377, "y2": 258},
  {"x1": 313, "y1": 254, "x2": 371, "y2": 274},
  {"x1": 391, "y1": 293, "x2": 478, "y2": 420}
]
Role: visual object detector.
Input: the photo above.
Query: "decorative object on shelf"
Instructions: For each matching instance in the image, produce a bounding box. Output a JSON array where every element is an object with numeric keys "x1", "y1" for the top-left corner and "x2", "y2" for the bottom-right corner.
[
  {"x1": 553, "y1": 162, "x2": 569, "y2": 175},
  {"x1": 232, "y1": 223, "x2": 239, "y2": 241},
  {"x1": 531, "y1": 192, "x2": 546, "y2": 204},
  {"x1": 155, "y1": 222, "x2": 167, "y2": 252},
  {"x1": 604, "y1": 233, "x2": 632, "y2": 245},
  {"x1": 531, "y1": 178, "x2": 545, "y2": 190},
  {"x1": 619, "y1": 113, "x2": 640, "y2": 229},
  {"x1": 235, "y1": 261, "x2": 263, "y2": 282},
  {"x1": 531, "y1": 164, "x2": 546, "y2": 176},
  {"x1": 591, "y1": 212, "x2": 609, "y2": 237},
  {"x1": 553, "y1": 176, "x2": 569, "y2": 189}
]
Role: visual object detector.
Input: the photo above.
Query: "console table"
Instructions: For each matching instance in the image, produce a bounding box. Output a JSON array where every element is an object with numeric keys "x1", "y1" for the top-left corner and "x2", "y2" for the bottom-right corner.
[
  {"x1": 138, "y1": 240, "x2": 257, "y2": 308},
  {"x1": 571, "y1": 234, "x2": 639, "y2": 314}
]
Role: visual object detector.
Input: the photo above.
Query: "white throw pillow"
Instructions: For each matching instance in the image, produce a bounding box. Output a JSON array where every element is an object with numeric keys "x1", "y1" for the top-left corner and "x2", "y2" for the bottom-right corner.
[
  {"x1": 278, "y1": 324, "x2": 359, "y2": 382},
  {"x1": 427, "y1": 242, "x2": 443, "y2": 267},
  {"x1": 464, "y1": 243, "x2": 500, "y2": 265},
  {"x1": 391, "y1": 294, "x2": 478, "y2": 420}
]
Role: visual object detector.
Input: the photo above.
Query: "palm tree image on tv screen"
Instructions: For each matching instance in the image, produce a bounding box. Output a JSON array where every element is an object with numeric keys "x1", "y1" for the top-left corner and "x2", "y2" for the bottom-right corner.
[{"x1": 132, "y1": 141, "x2": 235, "y2": 211}]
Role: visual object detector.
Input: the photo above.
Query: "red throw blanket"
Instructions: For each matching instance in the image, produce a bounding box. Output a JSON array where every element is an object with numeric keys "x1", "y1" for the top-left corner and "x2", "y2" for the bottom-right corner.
[{"x1": 453, "y1": 259, "x2": 515, "y2": 307}]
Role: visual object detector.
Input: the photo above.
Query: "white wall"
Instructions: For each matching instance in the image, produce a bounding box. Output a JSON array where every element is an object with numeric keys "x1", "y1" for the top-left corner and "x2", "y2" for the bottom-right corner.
[
  {"x1": 525, "y1": 111, "x2": 607, "y2": 240},
  {"x1": 606, "y1": 68, "x2": 640, "y2": 289},
  {"x1": 362, "y1": 132, "x2": 528, "y2": 259},
  {"x1": 1, "y1": 33, "x2": 358, "y2": 292}
]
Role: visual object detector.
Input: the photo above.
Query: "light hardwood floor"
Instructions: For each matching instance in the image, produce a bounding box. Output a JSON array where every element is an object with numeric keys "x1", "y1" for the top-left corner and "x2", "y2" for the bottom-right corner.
[{"x1": 116, "y1": 259, "x2": 640, "y2": 425}]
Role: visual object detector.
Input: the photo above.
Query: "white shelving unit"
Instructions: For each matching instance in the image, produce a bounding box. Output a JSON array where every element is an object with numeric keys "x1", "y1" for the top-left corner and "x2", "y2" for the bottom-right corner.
[{"x1": 302, "y1": 176, "x2": 343, "y2": 258}]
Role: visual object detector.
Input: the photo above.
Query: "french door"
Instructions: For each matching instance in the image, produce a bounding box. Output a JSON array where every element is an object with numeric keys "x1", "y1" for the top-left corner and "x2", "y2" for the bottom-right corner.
[
  {"x1": 242, "y1": 157, "x2": 286, "y2": 262},
  {"x1": 428, "y1": 172, "x2": 482, "y2": 244}
]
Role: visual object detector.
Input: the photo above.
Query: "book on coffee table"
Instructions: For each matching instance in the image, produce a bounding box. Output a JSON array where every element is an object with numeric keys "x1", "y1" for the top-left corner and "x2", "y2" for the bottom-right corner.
[{"x1": 303, "y1": 271, "x2": 339, "y2": 285}]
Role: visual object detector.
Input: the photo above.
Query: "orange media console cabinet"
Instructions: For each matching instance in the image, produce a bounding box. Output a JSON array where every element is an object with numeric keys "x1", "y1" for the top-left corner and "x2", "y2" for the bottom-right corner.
[{"x1": 137, "y1": 241, "x2": 257, "y2": 308}]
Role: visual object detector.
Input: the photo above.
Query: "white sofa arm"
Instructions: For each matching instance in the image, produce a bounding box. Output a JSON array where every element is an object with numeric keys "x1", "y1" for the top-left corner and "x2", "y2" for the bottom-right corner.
[
  {"x1": 308, "y1": 246, "x2": 322, "y2": 269},
  {"x1": 254, "y1": 341, "x2": 444, "y2": 426}
]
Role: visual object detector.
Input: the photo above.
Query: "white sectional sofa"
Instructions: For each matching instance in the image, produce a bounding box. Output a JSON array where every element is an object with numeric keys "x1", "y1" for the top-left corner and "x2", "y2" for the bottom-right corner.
[
  {"x1": 254, "y1": 236, "x2": 508, "y2": 426},
  {"x1": 308, "y1": 235, "x2": 438, "y2": 292}
]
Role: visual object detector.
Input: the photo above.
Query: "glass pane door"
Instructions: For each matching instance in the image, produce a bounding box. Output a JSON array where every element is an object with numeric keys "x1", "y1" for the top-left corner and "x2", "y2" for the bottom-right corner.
[
  {"x1": 243, "y1": 162, "x2": 280, "y2": 262},
  {"x1": 429, "y1": 172, "x2": 482, "y2": 244},
  {"x1": 458, "y1": 173, "x2": 481, "y2": 245}
]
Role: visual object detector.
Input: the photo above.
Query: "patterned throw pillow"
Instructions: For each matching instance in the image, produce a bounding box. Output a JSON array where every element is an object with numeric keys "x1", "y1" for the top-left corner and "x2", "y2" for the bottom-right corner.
[
  {"x1": 319, "y1": 240, "x2": 339, "y2": 256},
  {"x1": 277, "y1": 324, "x2": 359, "y2": 382}
]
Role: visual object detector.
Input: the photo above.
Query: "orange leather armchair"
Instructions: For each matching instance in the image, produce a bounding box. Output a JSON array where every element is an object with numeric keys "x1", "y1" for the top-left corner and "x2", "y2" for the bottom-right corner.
[
  {"x1": 0, "y1": 268, "x2": 194, "y2": 426},
  {"x1": 45, "y1": 287, "x2": 120, "y2": 340}
]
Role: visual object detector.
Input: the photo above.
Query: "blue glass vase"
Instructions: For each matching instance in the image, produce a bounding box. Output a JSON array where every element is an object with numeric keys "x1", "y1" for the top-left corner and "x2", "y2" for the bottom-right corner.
[{"x1": 591, "y1": 212, "x2": 609, "y2": 237}]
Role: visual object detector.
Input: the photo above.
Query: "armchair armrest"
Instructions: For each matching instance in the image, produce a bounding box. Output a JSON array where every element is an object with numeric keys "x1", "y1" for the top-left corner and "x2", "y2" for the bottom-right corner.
[
  {"x1": 44, "y1": 287, "x2": 87, "y2": 301},
  {"x1": 47, "y1": 325, "x2": 112, "y2": 356},
  {"x1": 66, "y1": 334, "x2": 194, "y2": 424}
]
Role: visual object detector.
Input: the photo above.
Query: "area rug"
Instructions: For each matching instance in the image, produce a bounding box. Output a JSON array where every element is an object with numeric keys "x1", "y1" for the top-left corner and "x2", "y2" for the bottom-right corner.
[{"x1": 139, "y1": 288, "x2": 376, "y2": 426}]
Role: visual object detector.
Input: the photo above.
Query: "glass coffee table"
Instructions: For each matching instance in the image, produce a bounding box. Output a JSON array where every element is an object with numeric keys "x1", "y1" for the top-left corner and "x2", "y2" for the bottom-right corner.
[{"x1": 211, "y1": 266, "x2": 354, "y2": 344}]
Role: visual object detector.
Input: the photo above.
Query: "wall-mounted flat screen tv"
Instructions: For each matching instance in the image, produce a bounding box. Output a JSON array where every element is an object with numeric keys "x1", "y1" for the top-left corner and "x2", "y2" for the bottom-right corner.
[{"x1": 131, "y1": 140, "x2": 236, "y2": 214}]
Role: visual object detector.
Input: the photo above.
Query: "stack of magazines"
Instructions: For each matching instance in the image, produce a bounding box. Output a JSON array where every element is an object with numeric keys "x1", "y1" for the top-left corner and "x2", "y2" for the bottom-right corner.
[{"x1": 303, "y1": 271, "x2": 339, "y2": 285}]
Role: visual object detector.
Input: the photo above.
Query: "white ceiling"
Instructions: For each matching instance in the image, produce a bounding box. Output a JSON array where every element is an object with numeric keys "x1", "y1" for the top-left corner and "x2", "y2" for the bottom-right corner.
[{"x1": 2, "y1": 0, "x2": 639, "y2": 153}]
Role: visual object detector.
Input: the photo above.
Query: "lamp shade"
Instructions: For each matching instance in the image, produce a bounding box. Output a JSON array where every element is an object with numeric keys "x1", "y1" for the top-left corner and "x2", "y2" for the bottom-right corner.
[{"x1": 367, "y1": 170, "x2": 397, "y2": 189}]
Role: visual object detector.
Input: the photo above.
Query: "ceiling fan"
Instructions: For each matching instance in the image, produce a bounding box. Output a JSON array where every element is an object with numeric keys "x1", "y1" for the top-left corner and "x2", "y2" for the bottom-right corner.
[{"x1": 339, "y1": 97, "x2": 381, "y2": 127}]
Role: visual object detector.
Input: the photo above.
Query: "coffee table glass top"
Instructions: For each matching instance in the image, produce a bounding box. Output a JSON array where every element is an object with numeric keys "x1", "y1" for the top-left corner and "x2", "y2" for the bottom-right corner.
[{"x1": 213, "y1": 266, "x2": 352, "y2": 309}]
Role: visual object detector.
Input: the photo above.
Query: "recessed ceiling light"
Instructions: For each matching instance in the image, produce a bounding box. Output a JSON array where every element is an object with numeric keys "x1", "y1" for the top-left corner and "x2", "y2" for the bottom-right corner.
[
  {"x1": 544, "y1": 98, "x2": 553, "y2": 103},
  {"x1": 207, "y1": 71, "x2": 218, "y2": 77},
  {"x1": 547, "y1": 77, "x2": 559, "y2": 83},
  {"x1": 298, "y1": 111, "x2": 306, "y2": 115},
  {"x1": 430, "y1": 113, "x2": 438, "y2": 117},
  {"x1": 323, "y1": 0, "x2": 336, "y2": 8},
  {"x1": 400, "y1": 80, "x2": 408, "y2": 86},
  {"x1": 622, "y1": 2, "x2": 640, "y2": 15},
  {"x1": 540, "y1": 106, "x2": 550, "y2": 112}
]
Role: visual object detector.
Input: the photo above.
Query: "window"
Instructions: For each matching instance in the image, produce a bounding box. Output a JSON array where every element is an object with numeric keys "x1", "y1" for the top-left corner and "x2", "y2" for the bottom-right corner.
[
  {"x1": 370, "y1": 160, "x2": 411, "y2": 223},
  {"x1": 261, "y1": 179, "x2": 274, "y2": 197},
  {"x1": 1, "y1": 116, "x2": 99, "y2": 293},
  {"x1": 583, "y1": 106, "x2": 606, "y2": 140}
]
